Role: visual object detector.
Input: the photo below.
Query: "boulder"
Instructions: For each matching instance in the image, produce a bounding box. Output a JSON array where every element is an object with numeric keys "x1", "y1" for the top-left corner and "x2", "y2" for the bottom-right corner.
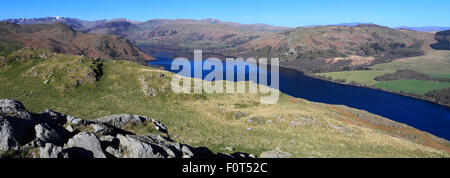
[
  {"x1": 34, "y1": 123, "x2": 68, "y2": 146},
  {"x1": 66, "y1": 132, "x2": 106, "y2": 158},
  {"x1": 95, "y1": 114, "x2": 168, "y2": 135},
  {"x1": 105, "y1": 146, "x2": 123, "y2": 158},
  {"x1": 0, "y1": 115, "x2": 35, "y2": 150},
  {"x1": 39, "y1": 143, "x2": 68, "y2": 158},
  {"x1": 116, "y1": 134, "x2": 166, "y2": 158},
  {"x1": 0, "y1": 99, "x2": 27, "y2": 114},
  {"x1": 260, "y1": 149, "x2": 292, "y2": 158},
  {"x1": 95, "y1": 114, "x2": 148, "y2": 128},
  {"x1": 90, "y1": 123, "x2": 114, "y2": 135}
]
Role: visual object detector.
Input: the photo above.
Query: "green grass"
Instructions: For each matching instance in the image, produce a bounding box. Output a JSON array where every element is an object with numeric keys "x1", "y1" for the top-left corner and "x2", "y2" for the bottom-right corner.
[
  {"x1": 317, "y1": 70, "x2": 394, "y2": 86},
  {"x1": 430, "y1": 74, "x2": 450, "y2": 79},
  {"x1": 371, "y1": 51, "x2": 450, "y2": 74},
  {"x1": 1, "y1": 49, "x2": 449, "y2": 158},
  {"x1": 375, "y1": 80, "x2": 450, "y2": 95}
]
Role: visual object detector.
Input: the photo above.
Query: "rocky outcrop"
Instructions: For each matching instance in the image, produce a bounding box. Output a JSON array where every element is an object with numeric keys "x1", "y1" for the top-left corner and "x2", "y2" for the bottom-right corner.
[{"x1": 0, "y1": 99, "x2": 252, "y2": 158}]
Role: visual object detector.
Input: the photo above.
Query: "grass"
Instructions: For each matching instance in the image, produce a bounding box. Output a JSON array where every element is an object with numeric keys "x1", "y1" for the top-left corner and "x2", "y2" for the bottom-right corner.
[
  {"x1": 430, "y1": 74, "x2": 450, "y2": 79},
  {"x1": 317, "y1": 70, "x2": 394, "y2": 86},
  {"x1": 375, "y1": 80, "x2": 450, "y2": 95},
  {"x1": 1, "y1": 49, "x2": 449, "y2": 158},
  {"x1": 316, "y1": 50, "x2": 450, "y2": 96}
]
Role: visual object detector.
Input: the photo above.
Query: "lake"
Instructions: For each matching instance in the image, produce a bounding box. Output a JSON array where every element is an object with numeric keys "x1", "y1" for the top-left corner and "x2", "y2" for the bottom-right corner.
[{"x1": 148, "y1": 56, "x2": 450, "y2": 140}]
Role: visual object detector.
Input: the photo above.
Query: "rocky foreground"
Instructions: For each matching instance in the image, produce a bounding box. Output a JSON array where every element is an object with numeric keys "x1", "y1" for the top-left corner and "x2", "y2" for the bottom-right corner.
[{"x1": 0, "y1": 99, "x2": 255, "y2": 158}]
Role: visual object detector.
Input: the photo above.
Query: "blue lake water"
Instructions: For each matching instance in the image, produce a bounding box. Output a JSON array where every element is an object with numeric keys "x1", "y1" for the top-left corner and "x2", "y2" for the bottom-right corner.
[{"x1": 148, "y1": 56, "x2": 450, "y2": 140}]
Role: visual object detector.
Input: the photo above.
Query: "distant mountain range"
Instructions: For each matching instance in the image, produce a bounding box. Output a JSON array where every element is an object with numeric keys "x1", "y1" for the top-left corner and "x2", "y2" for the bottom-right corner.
[
  {"x1": 0, "y1": 17, "x2": 443, "y2": 72},
  {"x1": 395, "y1": 26, "x2": 450, "y2": 32}
]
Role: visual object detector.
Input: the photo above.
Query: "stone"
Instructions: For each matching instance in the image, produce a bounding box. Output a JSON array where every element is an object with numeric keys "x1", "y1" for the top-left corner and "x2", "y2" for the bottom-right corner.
[
  {"x1": 247, "y1": 116, "x2": 265, "y2": 124},
  {"x1": 105, "y1": 146, "x2": 123, "y2": 158},
  {"x1": 95, "y1": 114, "x2": 148, "y2": 128},
  {"x1": 90, "y1": 123, "x2": 113, "y2": 135},
  {"x1": 99, "y1": 135, "x2": 116, "y2": 142},
  {"x1": 39, "y1": 143, "x2": 68, "y2": 158},
  {"x1": 0, "y1": 99, "x2": 27, "y2": 114},
  {"x1": 181, "y1": 145, "x2": 194, "y2": 157},
  {"x1": 34, "y1": 123, "x2": 68, "y2": 146},
  {"x1": 260, "y1": 149, "x2": 292, "y2": 158},
  {"x1": 116, "y1": 134, "x2": 165, "y2": 158},
  {"x1": 65, "y1": 125, "x2": 74, "y2": 132},
  {"x1": 221, "y1": 147, "x2": 234, "y2": 152},
  {"x1": 232, "y1": 111, "x2": 248, "y2": 120},
  {"x1": 66, "y1": 132, "x2": 106, "y2": 158},
  {"x1": 0, "y1": 115, "x2": 35, "y2": 150}
]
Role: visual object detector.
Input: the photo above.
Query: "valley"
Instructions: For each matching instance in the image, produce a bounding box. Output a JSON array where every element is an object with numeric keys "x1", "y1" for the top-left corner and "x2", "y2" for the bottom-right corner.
[{"x1": 1, "y1": 17, "x2": 450, "y2": 158}]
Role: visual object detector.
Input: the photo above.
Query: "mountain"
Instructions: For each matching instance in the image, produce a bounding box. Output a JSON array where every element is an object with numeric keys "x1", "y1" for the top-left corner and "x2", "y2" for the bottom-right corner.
[
  {"x1": 3, "y1": 17, "x2": 439, "y2": 72},
  {"x1": 0, "y1": 22, "x2": 153, "y2": 61},
  {"x1": 242, "y1": 24, "x2": 434, "y2": 72},
  {"x1": 2, "y1": 17, "x2": 290, "y2": 58},
  {"x1": 2, "y1": 17, "x2": 106, "y2": 31},
  {"x1": 396, "y1": 26, "x2": 450, "y2": 32},
  {"x1": 430, "y1": 30, "x2": 450, "y2": 50},
  {"x1": 83, "y1": 18, "x2": 291, "y2": 58}
]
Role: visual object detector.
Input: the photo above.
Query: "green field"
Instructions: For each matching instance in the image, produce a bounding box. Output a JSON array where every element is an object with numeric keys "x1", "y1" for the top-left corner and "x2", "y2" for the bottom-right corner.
[
  {"x1": 316, "y1": 50, "x2": 450, "y2": 96},
  {"x1": 375, "y1": 80, "x2": 450, "y2": 95},
  {"x1": 430, "y1": 73, "x2": 450, "y2": 79},
  {"x1": 317, "y1": 70, "x2": 394, "y2": 86}
]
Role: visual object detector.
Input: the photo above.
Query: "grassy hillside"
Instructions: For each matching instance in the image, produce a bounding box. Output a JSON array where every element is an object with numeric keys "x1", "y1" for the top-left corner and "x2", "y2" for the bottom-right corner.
[{"x1": 0, "y1": 49, "x2": 449, "y2": 157}]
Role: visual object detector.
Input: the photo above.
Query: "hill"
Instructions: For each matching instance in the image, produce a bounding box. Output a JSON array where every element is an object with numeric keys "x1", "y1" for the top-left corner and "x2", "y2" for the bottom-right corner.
[
  {"x1": 431, "y1": 30, "x2": 450, "y2": 50},
  {"x1": 244, "y1": 25, "x2": 433, "y2": 72},
  {"x1": 0, "y1": 22, "x2": 153, "y2": 61},
  {"x1": 0, "y1": 48, "x2": 448, "y2": 158}
]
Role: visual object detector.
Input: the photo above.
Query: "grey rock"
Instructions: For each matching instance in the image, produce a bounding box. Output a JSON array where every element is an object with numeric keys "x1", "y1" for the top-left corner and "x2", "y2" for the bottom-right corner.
[
  {"x1": 65, "y1": 125, "x2": 74, "y2": 132},
  {"x1": 232, "y1": 111, "x2": 248, "y2": 120},
  {"x1": 39, "y1": 143, "x2": 68, "y2": 158},
  {"x1": 34, "y1": 123, "x2": 68, "y2": 146},
  {"x1": 0, "y1": 99, "x2": 27, "y2": 114},
  {"x1": 96, "y1": 114, "x2": 168, "y2": 135},
  {"x1": 181, "y1": 145, "x2": 194, "y2": 158},
  {"x1": 90, "y1": 123, "x2": 114, "y2": 135},
  {"x1": 116, "y1": 134, "x2": 165, "y2": 158},
  {"x1": 66, "y1": 132, "x2": 106, "y2": 158},
  {"x1": 221, "y1": 147, "x2": 234, "y2": 152},
  {"x1": 71, "y1": 118, "x2": 84, "y2": 125},
  {"x1": 106, "y1": 146, "x2": 123, "y2": 158},
  {"x1": 260, "y1": 149, "x2": 292, "y2": 158},
  {"x1": 0, "y1": 115, "x2": 35, "y2": 150},
  {"x1": 99, "y1": 135, "x2": 116, "y2": 142},
  {"x1": 95, "y1": 114, "x2": 148, "y2": 128}
]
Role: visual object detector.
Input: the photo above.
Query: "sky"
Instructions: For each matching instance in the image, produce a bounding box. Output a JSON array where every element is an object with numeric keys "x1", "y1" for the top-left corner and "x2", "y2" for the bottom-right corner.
[{"x1": 1, "y1": 0, "x2": 449, "y2": 28}]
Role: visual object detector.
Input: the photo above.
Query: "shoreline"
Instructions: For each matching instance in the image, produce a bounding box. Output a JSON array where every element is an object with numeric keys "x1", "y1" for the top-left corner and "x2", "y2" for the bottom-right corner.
[
  {"x1": 296, "y1": 68, "x2": 450, "y2": 109},
  {"x1": 142, "y1": 53, "x2": 450, "y2": 109}
]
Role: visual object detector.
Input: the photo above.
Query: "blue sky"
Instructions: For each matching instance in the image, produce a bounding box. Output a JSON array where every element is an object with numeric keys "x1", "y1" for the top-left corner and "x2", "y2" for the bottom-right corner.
[{"x1": 1, "y1": 0, "x2": 449, "y2": 27}]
